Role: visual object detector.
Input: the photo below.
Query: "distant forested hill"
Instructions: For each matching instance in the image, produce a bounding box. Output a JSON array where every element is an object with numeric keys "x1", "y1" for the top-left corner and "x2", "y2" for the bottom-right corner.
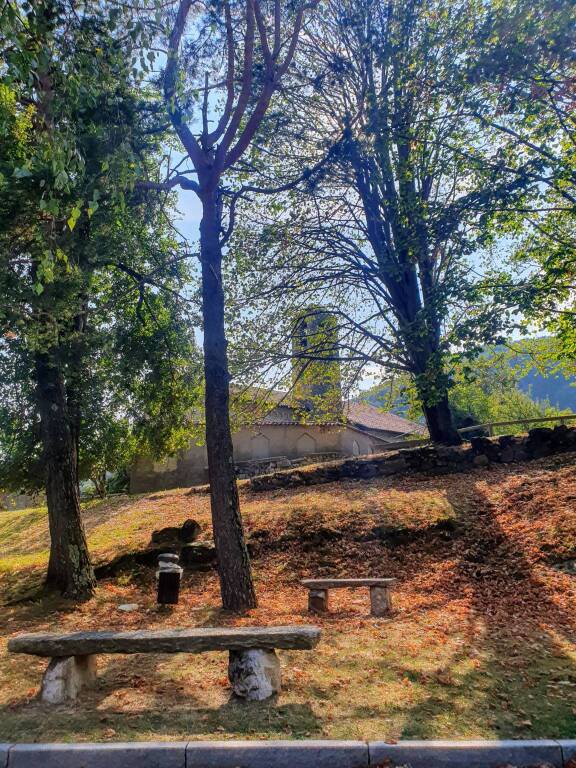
[
  {"x1": 517, "y1": 367, "x2": 576, "y2": 411},
  {"x1": 361, "y1": 338, "x2": 576, "y2": 413}
]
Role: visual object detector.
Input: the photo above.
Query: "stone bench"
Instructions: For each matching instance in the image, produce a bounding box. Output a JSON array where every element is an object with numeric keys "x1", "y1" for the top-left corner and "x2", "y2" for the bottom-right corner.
[
  {"x1": 302, "y1": 578, "x2": 396, "y2": 616},
  {"x1": 7, "y1": 625, "x2": 320, "y2": 704}
]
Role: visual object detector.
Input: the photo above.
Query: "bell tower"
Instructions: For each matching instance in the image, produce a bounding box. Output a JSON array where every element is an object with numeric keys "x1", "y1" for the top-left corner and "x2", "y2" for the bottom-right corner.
[{"x1": 291, "y1": 308, "x2": 342, "y2": 422}]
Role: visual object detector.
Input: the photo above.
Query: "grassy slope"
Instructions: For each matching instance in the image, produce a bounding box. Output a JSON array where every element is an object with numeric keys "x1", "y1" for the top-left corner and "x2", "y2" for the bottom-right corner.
[{"x1": 1, "y1": 453, "x2": 576, "y2": 742}]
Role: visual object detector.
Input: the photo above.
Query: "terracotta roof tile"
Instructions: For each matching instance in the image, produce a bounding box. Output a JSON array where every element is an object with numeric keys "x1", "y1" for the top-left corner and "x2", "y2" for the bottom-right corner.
[{"x1": 344, "y1": 402, "x2": 427, "y2": 435}]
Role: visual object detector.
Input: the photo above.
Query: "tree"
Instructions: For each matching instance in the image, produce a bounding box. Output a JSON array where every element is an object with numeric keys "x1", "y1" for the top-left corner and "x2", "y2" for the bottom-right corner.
[
  {"x1": 362, "y1": 344, "x2": 568, "y2": 435},
  {"x1": 448, "y1": 353, "x2": 567, "y2": 433},
  {"x1": 150, "y1": 0, "x2": 317, "y2": 611},
  {"x1": 0, "y1": 0, "x2": 197, "y2": 598},
  {"x1": 0, "y1": 1, "x2": 96, "y2": 598},
  {"x1": 225, "y1": 0, "x2": 538, "y2": 445},
  {"x1": 1, "y1": 244, "x2": 201, "y2": 502},
  {"x1": 464, "y1": 0, "x2": 576, "y2": 361}
]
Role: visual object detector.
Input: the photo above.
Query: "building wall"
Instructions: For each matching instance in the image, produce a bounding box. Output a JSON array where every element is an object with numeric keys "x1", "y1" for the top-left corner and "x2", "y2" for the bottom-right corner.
[
  {"x1": 129, "y1": 423, "x2": 383, "y2": 493},
  {"x1": 0, "y1": 492, "x2": 45, "y2": 511}
]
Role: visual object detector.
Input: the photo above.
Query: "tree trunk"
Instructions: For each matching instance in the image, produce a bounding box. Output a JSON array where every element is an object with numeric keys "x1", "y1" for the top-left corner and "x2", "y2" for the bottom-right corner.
[
  {"x1": 66, "y1": 308, "x2": 87, "y2": 482},
  {"x1": 35, "y1": 351, "x2": 96, "y2": 601},
  {"x1": 92, "y1": 472, "x2": 107, "y2": 499},
  {"x1": 199, "y1": 189, "x2": 257, "y2": 612},
  {"x1": 409, "y1": 333, "x2": 462, "y2": 447},
  {"x1": 422, "y1": 393, "x2": 462, "y2": 445}
]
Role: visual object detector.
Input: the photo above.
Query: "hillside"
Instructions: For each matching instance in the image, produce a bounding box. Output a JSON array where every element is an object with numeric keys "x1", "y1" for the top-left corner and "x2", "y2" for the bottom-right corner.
[
  {"x1": 363, "y1": 339, "x2": 576, "y2": 414},
  {"x1": 1, "y1": 453, "x2": 576, "y2": 742},
  {"x1": 520, "y1": 367, "x2": 576, "y2": 411}
]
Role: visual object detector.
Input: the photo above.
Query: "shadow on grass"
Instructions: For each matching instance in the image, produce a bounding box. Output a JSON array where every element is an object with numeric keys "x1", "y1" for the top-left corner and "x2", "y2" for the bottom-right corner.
[
  {"x1": 0, "y1": 649, "x2": 321, "y2": 742},
  {"x1": 393, "y1": 479, "x2": 576, "y2": 739},
  {"x1": 3, "y1": 463, "x2": 576, "y2": 741}
]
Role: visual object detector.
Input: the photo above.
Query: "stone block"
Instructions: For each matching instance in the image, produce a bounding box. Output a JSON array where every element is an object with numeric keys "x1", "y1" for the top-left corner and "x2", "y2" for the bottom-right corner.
[
  {"x1": 527, "y1": 427, "x2": 555, "y2": 457},
  {"x1": 368, "y1": 739, "x2": 563, "y2": 768},
  {"x1": 370, "y1": 585, "x2": 392, "y2": 616},
  {"x1": 8, "y1": 743, "x2": 187, "y2": 768},
  {"x1": 379, "y1": 458, "x2": 408, "y2": 475},
  {"x1": 303, "y1": 578, "x2": 396, "y2": 588},
  {"x1": 358, "y1": 463, "x2": 379, "y2": 479},
  {"x1": 557, "y1": 740, "x2": 576, "y2": 766},
  {"x1": 186, "y1": 740, "x2": 369, "y2": 768},
  {"x1": 179, "y1": 542, "x2": 216, "y2": 569},
  {"x1": 40, "y1": 655, "x2": 97, "y2": 704},
  {"x1": 308, "y1": 588, "x2": 329, "y2": 613},
  {"x1": 496, "y1": 434, "x2": 523, "y2": 462},
  {"x1": 551, "y1": 424, "x2": 571, "y2": 447},
  {"x1": 9, "y1": 625, "x2": 321, "y2": 657},
  {"x1": 228, "y1": 648, "x2": 281, "y2": 700},
  {"x1": 470, "y1": 437, "x2": 501, "y2": 461}
]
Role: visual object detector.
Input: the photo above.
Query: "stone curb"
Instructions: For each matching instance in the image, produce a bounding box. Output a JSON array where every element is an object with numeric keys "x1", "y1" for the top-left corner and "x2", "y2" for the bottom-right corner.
[
  {"x1": 5, "y1": 742, "x2": 188, "y2": 768},
  {"x1": 185, "y1": 739, "x2": 368, "y2": 768},
  {"x1": 368, "y1": 740, "x2": 565, "y2": 768},
  {"x1": 2, "y1": 740, "x2": 576, "y2": 767},
  {"x1": 558, "y1": 741, "x2": 576, "y2": 766}
]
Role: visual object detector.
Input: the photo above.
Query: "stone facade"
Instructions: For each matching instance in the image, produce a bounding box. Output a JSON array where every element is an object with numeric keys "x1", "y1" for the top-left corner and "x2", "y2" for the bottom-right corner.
[{"x1": 129, "y1": 422, "x2": 388, "y2": 493}]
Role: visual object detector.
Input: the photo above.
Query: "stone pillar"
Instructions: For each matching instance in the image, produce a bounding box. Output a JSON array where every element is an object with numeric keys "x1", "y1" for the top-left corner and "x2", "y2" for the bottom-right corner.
[
  {"x1": 370, "y1": 586, "x2": 392, "y2": 617},
  {"x1": 308, "y1": 588, "x2": 329, "y2": 613},
  {"x1": 156, "y1": 553, "x2": 183, "y2": 605},
  {"x1": 40, "y1": 655, "x2": 97, "y2": 704},
  {"x1": 228, "y1": 648, "x2": 281, "y2": 701}
]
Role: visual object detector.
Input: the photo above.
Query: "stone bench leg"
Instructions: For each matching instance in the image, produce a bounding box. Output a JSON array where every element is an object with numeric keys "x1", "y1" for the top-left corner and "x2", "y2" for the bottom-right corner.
[
  {"x1": 228, "y1": 649, "x2": 281, "y2": 701},
  {"x1": 40, "y1": 655, "x2": 98, "y2": 704},
  {"x1": 370, "y1": 586, "x2": 392, "y2": 617},
  {"x1": 308, "y1": 588, "x2": 329, "y2": 613}
]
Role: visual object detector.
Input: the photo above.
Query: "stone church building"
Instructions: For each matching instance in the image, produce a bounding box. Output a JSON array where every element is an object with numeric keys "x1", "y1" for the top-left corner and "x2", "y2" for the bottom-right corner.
[
  {"x1": 129, "y1": 311, "x2": 425, "y2": 492},
  {"x1": 129, "y1": 396, "x2": 425, "y2": 492}
]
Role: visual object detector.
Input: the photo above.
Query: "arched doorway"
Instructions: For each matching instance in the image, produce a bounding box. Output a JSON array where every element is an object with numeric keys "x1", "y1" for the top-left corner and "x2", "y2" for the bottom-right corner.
[
  {"x1": 296, "y1": 432, "x2": 317, "y2": 455},
  {"x1": 251, "y1": 433, "x2": 270, "y2": 459}
]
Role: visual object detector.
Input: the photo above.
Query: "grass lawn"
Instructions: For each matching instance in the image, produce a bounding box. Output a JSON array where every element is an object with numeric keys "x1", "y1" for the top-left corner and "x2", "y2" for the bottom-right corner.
[{"x1": 1, "y1": 452, "x2": 576, "y2": 742}]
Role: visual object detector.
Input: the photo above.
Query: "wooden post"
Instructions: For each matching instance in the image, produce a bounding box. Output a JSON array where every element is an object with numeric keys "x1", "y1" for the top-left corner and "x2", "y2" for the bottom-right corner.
[
  {"x1": 308, "y1": 588, "x2": 329, "y2": 613},
  {"x1": 370, "y1": 586, "x2": 392, "y2": 617}
]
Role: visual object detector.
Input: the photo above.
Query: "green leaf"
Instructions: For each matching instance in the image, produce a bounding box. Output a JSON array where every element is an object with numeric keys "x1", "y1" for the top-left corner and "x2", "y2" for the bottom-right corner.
[{"x1": 54, "y1": 169, "x2": 69, "y2": 190}]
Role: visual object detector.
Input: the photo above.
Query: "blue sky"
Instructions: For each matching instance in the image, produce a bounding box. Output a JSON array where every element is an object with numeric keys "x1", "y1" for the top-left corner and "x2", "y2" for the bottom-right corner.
[{"x1": 175, "y1": 188, "x2": 202, "y2": 244}]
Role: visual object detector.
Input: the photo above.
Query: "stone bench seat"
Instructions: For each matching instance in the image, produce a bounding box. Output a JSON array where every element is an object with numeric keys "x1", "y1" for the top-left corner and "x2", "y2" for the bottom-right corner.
[
  {"x1": 8, "y1": 625, "x2": 320, "y2": 704},
  {"x1": 301, "y1": 578, "x2": 397, "y2": 616}
]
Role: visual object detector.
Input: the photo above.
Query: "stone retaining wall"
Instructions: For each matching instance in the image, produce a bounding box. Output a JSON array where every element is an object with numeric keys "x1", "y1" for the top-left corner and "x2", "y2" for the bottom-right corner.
[
  {"x1": 248, "y1": 425, "x2": 576, "y2": 492},
  {"x1": 2, "y1": 740, "x2": 576, "y2": 768}
]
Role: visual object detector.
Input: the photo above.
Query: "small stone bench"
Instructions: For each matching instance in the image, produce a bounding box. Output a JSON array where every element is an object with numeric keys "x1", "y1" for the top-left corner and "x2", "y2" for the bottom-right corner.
[
  {"x1": 302, "y1": 578, "x2": 396, "y2": 616},
  {"x1": 8, "y1": 625, "x2": 320, "y2": 704}
]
